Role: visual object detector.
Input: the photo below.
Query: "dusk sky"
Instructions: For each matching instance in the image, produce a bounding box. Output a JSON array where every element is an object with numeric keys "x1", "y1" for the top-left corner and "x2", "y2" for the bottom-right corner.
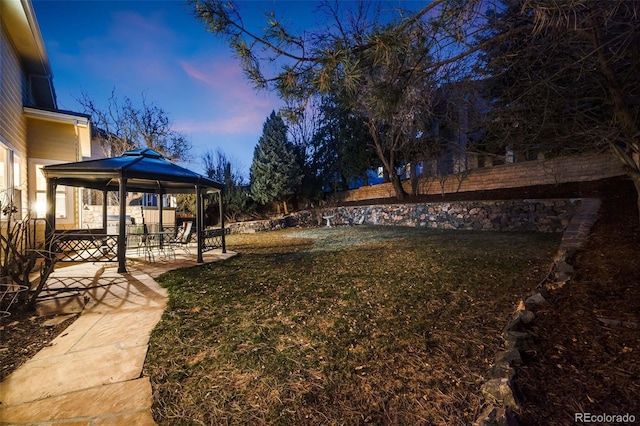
[{"x1": 32, "y1": 1, "x2": 323, "y2": 177}]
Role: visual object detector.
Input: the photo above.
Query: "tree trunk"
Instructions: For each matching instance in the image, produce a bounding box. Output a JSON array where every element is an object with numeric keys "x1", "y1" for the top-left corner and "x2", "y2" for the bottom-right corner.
[
  {"x1": 366, "y1": 119, "x2": 407, "y2": 201},
  {"x1": 410, "y1": 162, "x2": 419, "y2": 196},
  {"x1": 382, "y1": 168, "x2": 390, "y2": 183},
  {"x1": 283, "y1": 200, "x2": 289, "y2": 216},
  {"x1": 390, "y1": 173, "x2": 407, "y2": 201}
]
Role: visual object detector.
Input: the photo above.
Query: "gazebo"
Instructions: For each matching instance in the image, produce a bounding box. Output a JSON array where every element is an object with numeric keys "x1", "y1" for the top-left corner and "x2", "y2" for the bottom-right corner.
[{"x1": 41, "y1": 149, "x2": 226, "y2": 273}]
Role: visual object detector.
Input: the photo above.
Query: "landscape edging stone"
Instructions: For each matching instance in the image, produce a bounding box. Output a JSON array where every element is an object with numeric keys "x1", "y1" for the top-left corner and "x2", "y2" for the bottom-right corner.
[{"x1": 473, "y1": 198, "x2": 600, "y2": 426}]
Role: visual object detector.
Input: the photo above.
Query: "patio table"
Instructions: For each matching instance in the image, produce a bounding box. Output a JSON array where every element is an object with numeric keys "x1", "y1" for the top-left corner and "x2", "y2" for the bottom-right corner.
[{"x1": 141, "y1": 231, "x2": 175, "y2": 261}]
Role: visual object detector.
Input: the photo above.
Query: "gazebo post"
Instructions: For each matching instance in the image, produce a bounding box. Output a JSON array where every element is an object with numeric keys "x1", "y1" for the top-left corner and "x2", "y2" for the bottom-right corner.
[
  {"x1": 102, "y1": 190, "x2": 108, "y2": 233},
  {"x1": 196, "y1": 183, "x2": 203, "y2": 263},
  {"x1": 219, "y1": 189, "x2": 226, "y2": 253},
  {"x1": 117, "y1": 177, "x2": 127, "y2": 273},
  {"x1": 157, "y1": 187, "x2": 164, "y2": 247}
]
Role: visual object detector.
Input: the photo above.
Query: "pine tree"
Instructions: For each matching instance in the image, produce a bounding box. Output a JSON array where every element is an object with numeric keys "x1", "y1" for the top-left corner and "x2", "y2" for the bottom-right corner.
[
  {"x1": 312, "y1": 92, "x2": 376, "y2": 192},
  {"x1": 250, "y1": 111, "x2": 302, "y2": 215}
]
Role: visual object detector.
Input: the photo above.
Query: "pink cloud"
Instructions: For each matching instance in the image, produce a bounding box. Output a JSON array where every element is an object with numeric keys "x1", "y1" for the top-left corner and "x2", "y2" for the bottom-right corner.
[
  {"x1": 179, "y1": 59, "x2": 273, "y2": 108},
  {"x1": 109, "y1": 10, "x2": 178, "y2": 45},
  {"x1": 175, "y1": 111, "x2": 267, "y2": 135},
  {"x1": 180, "y1": 61, "x2": 216, "y2": 86}
]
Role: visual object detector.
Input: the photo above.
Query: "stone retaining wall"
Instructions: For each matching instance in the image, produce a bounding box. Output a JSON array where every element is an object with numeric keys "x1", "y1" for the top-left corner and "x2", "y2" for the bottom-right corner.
[{"x1": 228, "y1": 199, "x2": 581, "y2": 234}]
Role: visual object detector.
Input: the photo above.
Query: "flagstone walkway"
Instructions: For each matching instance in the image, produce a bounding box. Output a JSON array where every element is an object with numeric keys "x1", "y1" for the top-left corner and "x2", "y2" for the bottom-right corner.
[{"x1": 0, "y1": 250, "x2": 236, "y2": 425}]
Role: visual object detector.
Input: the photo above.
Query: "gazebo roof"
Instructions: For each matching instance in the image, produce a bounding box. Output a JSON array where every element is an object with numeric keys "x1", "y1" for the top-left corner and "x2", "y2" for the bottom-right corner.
[{"x1": 41, "y1": 148, "x2": 224, "y2": 193}]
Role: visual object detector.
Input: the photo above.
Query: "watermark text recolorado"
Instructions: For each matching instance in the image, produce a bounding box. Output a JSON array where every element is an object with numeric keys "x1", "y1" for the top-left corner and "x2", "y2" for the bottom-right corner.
[{"x1": 575, "y1": 412, "x2": 636, "y2": 423}]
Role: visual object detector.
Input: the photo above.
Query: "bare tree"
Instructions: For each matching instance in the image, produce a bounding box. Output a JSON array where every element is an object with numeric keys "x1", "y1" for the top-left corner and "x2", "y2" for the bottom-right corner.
[
  {"x1": 203, "y1": 149, "x2": 252, "y2": 221},
  {"x1": 280, "y1": 96, "x2": 326, "y2": 205},
  {"x1": 0, "y1": 198, "x2": 57, "y2": 313},
  {"x1": 78, "y1": 89, "x2": 191, "y2": 160}
]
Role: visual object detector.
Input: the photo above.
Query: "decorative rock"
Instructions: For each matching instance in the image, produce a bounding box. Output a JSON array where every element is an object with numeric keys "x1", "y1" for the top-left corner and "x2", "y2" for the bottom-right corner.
[
  {"x1": 488, "y1": 362, "x2": 516, "y2": 380},
  {"x1": 503, "y1": 330, "x2": 530, "y2": 342},
  {"x1": 503, "y1": 331, "x2": 533, "y2": 351},
  {"x1": 518, "y1": 310, "x2": 535, "y2": 324},
  {"x1": 524, "y1": 293, "x2": 546, "y2": 310},
  {"x1": 555, "y1": 261, "x2": 574, "y2": 273},
  {"x1": 474, "y1": 404, "x2": 508, "y2": 426},
  {"x1": 537, "y1": 287, "x2": 551, "y2": 299},
  {"x1": 481, "y1": 378, "x2": 518, "y2": 407},
  {"x1": 496, "y1": 349, "x2": 523, "y2": 366},
  {"x1": 503, "y1": 317, "x2": 524, "y2": 333}
]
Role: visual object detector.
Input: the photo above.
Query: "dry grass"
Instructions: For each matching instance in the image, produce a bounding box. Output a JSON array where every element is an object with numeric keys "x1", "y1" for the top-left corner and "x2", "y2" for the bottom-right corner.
[{"x1": 145, "y1": 226, "x2": 560, "y2": 425}]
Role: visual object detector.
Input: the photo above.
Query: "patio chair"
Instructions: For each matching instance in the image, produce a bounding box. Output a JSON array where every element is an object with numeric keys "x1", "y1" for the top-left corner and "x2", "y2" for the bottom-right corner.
[
  {"x1": 170, "y1": 221, "x2": 194, "y2": 254},
  {"x1": 126, "y1": 224, "x2": 153, "y2": 260},
  {"x1": 85, "y1": 225, "x2": 110, "y2": 250}
]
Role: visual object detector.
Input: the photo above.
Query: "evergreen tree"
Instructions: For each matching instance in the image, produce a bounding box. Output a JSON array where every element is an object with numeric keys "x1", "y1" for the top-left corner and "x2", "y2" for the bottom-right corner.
[
  {"x1": 313, "y1": 92, "x2": 376, "y2": 192},
  {"x1": 250, "y1": 111, "x2": 302, "y2": 215}
]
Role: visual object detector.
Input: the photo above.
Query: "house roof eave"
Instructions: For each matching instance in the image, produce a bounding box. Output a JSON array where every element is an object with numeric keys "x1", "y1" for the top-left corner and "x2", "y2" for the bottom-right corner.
[{"x1": 1, "y1": 0, "x2": 56, "y2": 107}]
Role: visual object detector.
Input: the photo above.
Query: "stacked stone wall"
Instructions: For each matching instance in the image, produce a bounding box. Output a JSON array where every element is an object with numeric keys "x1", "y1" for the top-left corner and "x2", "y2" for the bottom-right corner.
[{"x1": 228, "y1": 199, "x2": 580, "y2": 234}]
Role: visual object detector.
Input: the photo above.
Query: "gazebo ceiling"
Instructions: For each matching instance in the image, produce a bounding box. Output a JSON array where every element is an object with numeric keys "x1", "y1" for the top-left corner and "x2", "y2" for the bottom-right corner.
[{"x1": 41, "y1": 148, "x2": 224, "y2": 193}]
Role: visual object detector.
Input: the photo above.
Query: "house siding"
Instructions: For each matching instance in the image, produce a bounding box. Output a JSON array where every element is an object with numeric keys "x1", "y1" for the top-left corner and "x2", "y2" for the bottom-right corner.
[
  {"x1": 0, "y1": 25, "x2": 27, "y2": 155},
  {"x1": 27, "y1": 119, "x2": 78, "y2": 161},
  {"x1": 27, "y1": 119, "x2": 80, "y2": 227},
  {"x1": 2, "y1": 1, "x2": 88, "y2": 230}
]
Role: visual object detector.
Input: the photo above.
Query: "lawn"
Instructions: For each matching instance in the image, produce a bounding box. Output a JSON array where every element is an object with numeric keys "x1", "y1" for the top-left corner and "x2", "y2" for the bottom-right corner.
[{"x1": 145, "y1": 226, "x2": 561, "y2": 425}]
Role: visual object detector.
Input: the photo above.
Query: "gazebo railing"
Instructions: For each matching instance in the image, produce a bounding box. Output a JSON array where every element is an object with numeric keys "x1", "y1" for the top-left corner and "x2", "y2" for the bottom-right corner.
[
  {"x1": 54, "y1": 224, "x2": 225, "y2": 262},
  {"x1": 202, "y1": 227, "x2": 227, "y2": 252},
  {"x1": 54, "y1": 230, "x2": 118, "y2": 262}
]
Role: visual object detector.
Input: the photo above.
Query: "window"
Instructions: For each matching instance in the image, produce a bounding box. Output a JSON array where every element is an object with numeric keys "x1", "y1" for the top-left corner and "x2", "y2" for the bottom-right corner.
[
  {"x1": 143, "y1": 193, "x2": 157, "y2": 207},
  {"x1": 0, "y1": 144, "x2": 22, "y2": 217},
  {"x1": 14, "y1": 158, "x2": 20, "y2": 188},
  {"x1": 142, "y1": 194, "x2": 176, "y2": 208},
  {"x1": 33, "y1": 163, "x2": 70, "y2": 220},
  {"x1": 0, "y1": 145, "x2": 7, "y2": 192},
  {"x1": 34, "y1": 165, "x2": 46, "y2": 218}
]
